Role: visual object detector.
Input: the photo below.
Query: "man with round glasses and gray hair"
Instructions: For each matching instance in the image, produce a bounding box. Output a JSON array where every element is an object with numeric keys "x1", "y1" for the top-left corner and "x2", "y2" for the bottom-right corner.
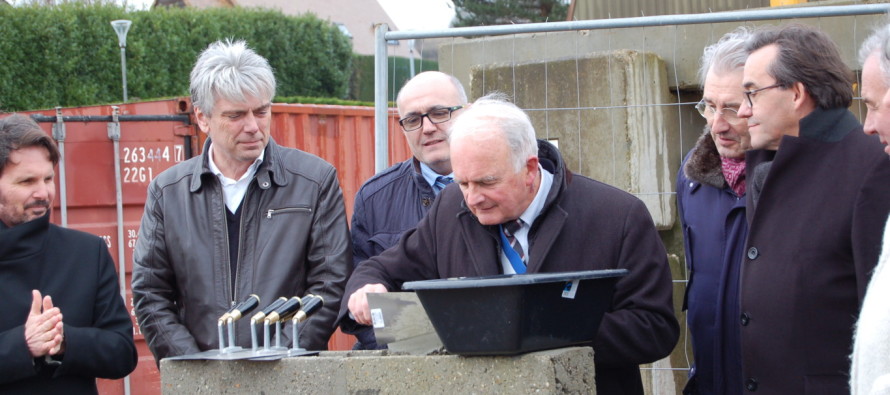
[
  {"x1": 345, "y1": 71, "x2": 468, "y2": 349},
  {"x1": 676, "y1": 27, "x2": 751, "y2": 395}
]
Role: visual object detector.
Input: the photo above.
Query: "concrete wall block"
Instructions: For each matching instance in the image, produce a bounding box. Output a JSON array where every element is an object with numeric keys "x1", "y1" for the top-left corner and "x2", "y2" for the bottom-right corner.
[
  {"x1": 623, "y1": 51, "x2": 680, "y2": 230},
  {"x1": 160, "y1": 357, "x2": 346, "y2": 394},
  {"x1": 345, "y1": 349, "x2": 595, "y2": 393},
  {"x1": 161, "y1": 348, "x2": 597, "y2": 394},
  {"x1": 468, "y1": 51, "x2": 678, "y2": 229}
]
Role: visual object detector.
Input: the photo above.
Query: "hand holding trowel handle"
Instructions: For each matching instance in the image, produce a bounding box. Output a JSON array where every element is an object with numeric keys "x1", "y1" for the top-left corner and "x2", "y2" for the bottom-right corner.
[{"x1": 347, "y1": 283, "x2": 388, "y2": 326}]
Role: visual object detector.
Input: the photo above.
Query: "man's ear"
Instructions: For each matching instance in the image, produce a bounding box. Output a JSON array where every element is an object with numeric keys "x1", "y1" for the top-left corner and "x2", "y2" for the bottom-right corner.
[
  {"x1": 790, "y1": 81, "x2": 812, "y2": 111},
  {"x1": 525, "y1": 156, "x2": 539, "y2": 186},
  {"x1": 194, "y1": 107, "x2": 211, "y2": 135}
]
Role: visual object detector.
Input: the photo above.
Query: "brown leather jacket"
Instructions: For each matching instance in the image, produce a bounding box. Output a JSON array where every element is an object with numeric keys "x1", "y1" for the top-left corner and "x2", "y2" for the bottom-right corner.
[{"x1": 133, "y1": 138, "x2": 352, "y2": 361}]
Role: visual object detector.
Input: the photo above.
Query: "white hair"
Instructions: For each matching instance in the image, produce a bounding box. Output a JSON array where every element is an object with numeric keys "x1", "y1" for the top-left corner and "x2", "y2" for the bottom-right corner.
[
  {"x1": 449, "y1": 92, "x2": 537, "y2": 171},
  {"x1": 859, "y1": 24, "x2": 890, "y2": 83},
  {"x1": 698, "y1": 27, "x2": 752, "y2": 87},
  {"x1": 189, "y1": 39, "x2": 276, "y2": 115}
]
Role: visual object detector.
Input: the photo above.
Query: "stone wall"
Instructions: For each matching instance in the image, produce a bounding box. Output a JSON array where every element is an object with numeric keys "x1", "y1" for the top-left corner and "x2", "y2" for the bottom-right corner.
[{"x1": 161, "y1": 348, "x2": 597, "y2": 394}]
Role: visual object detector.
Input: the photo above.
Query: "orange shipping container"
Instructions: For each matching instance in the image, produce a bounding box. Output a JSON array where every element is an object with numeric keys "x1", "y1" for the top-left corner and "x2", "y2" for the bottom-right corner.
[{"x1": 15, "y1": 98, "x2": 409, "y2": 395}]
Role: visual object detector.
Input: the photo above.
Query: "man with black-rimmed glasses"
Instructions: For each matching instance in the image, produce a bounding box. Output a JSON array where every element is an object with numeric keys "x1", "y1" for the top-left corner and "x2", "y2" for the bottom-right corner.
[
  {"x1": 345, "y1": 71, "x2": 468, "y2": 349},
  {"x1": 734, "y1": 24, "x2": 890, "y2": 394}
]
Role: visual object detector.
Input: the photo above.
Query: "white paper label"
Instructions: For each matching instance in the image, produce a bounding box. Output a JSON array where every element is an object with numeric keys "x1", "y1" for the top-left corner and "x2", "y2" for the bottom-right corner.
[
  {"x1": 561, "y1": 279, "x2": 580, "y2": 299},
  {"x1": 371, "y1": 308, "x2": 385, "y2": 328}
]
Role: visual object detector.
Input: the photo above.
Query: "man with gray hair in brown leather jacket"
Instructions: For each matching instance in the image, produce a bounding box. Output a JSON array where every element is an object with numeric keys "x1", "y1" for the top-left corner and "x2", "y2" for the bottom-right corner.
[{"x1": 132, "y1": 39, "x2": 352, "y2": 362}]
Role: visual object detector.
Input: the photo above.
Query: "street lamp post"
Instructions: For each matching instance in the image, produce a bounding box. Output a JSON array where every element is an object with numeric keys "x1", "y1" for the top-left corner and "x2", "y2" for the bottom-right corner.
[{"x1": 111, "y1": 20, "x2": 132, "y2": 102}]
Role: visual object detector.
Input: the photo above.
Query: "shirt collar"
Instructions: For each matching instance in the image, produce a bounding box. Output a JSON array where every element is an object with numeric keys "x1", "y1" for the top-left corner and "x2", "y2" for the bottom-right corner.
[
  {"x1": 207, "y1": 142, "x2": 265, "y2": 184},
  {"x1": 419, "y1": 161, "x2": 453, "y2": 190}
]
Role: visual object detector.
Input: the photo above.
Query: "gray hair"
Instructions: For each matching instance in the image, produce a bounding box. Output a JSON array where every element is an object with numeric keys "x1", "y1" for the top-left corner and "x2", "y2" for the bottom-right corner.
[
  {"x1": 698, "y1": 27, "x2": 752, "y2": 87},
  {"x1": 859, "y1": 24, "x2": 890, "y2": 82},
  {"x1": 449, "y1": 92, "x2": 537, "y2": 172},
  {"x1": 189, "y1": 39, "x2": 276, "y2": 115}
]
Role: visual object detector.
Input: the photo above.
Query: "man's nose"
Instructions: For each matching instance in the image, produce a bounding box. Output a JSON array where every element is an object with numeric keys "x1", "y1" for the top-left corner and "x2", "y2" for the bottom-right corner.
[
  {"x1": 463, "y1": 185, "x2": 484, "y2": 206},
  {"x1": 737, "y1": 99, "x2": 753, "y2": 118},
  {"x1": 33, "y1": 181, "x2": 51, "y2": 200},
  {"x1": 243, "y1": 112, "x2": 260, "y2": 133},
  {"x1": 711, "y1": 112, "x2": 731, "y2": 133},
  {"x1": 421, "y1": 115, "x2": 438, "y2": 134},
  {"x1": 864, "y1": 112, "x2": 878, "y2": 136}
]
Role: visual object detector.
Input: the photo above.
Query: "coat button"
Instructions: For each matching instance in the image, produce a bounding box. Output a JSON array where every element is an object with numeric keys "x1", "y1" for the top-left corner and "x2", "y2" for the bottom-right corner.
[
  {"x1": 747, "y1": 247, "x2": 759, "y2": 260},
  {"x1": 745, "y1": 378, "x2": 758, "y2": 391},
  {"x1": 261, "y1": 181, "x2": 270, "y2": 188},
  {"x1": 740, "y1": 312, "x2": 751, "y2": 326}
]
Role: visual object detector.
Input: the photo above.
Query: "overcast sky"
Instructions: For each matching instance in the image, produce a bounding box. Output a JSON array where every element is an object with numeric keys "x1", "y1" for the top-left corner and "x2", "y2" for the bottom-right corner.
[{"x1": 378, "y1": 0, "x2": 455, "y2": 30}]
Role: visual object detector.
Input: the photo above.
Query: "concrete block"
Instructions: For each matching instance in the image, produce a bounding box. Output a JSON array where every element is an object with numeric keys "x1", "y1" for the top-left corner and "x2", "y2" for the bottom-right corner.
[
  {"x1": 161, "y1": 347, "x2": 596, "y2": 394},
  {"x1": 469, "y1": 51, "x2": 679, "y2": 229},
  {"x1": 439, "y1": 13, "x2": 887, "y2": 93}
]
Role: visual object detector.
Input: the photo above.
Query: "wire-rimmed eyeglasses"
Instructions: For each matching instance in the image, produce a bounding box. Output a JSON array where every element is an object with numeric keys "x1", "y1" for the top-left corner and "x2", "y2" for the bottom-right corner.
[
  {"x1": 743, "y1": 84, "x2": 782, "y2": 107},
  {"x1": 399, "y1": 105, "x2": 463, "y2": 132},
  {"x1": 695, "y1": 101, "x2": 746, "y2": 126}
]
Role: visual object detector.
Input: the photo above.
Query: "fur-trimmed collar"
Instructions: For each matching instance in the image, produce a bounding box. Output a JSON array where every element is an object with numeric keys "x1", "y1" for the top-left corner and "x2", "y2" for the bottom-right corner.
[{"x1": 683, "y1": 128, "x2": 726, "y2": 189}]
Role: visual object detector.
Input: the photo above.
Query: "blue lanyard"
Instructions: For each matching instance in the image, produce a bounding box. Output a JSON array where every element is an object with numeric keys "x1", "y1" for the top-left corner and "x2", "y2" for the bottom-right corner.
[{"x1": 499, "y1": 224, "x2": 526, "y2": 274}]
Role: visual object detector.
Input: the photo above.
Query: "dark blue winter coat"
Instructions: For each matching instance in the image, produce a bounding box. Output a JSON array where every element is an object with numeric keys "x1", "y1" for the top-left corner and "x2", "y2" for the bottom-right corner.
[
  {"x1": 346, "y1": 158, "x2": 436, "y2": 348},
  {"x1": 676, "y1": 130, "x2": 746, "y2": 395},
  {"x1": 351, "y1": 158, "x2": 436, "y2": 266}
]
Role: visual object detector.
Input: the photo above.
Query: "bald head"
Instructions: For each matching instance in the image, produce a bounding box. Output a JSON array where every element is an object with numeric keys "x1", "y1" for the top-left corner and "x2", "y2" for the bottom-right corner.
[
  {"x1": 396, "y1": 72, "x2": 467, "y2": 111},
  {"x1": 395, "y1": 71, "x2": 468, "y2": 175}
]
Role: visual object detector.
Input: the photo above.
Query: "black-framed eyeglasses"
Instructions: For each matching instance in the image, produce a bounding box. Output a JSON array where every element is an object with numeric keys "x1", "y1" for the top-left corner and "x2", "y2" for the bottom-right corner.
[
  {"x1": 695, "y1": 101, "x2": 745, "y2": 126},
  {"x1": 744, "y1": 84, "x2": 783, "y2": 107},
  {"x1": 399, "y1": 105, "x2": 463, "y2": 132}
]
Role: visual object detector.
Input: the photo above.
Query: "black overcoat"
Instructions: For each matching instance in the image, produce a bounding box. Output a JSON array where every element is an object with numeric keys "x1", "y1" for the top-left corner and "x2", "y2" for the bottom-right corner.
[
  {"x1": 740, "y1": 108, "x2": 890, "y2": 394},
  {"x1": 0, "y1": 214, "x2": 137, "y2": 394}
]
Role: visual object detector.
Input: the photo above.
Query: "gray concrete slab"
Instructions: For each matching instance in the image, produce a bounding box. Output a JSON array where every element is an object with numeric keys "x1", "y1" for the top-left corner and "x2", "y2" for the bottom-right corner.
[{"x1": 161, "y1": 347, "x2": 597, "y2": 394}]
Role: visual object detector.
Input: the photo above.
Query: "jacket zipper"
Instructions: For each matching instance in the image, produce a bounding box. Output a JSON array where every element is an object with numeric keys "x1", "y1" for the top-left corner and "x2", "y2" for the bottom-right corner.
[{"x1": 266, "y1": 206, "x2": 312, "y2": 218}]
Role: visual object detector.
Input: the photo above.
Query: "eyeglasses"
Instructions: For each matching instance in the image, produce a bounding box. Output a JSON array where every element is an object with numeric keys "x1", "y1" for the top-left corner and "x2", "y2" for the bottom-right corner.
[
  {"x1": 695, "y1": 101, "x2": 745, "y2": 126},
  {"x1": 743, "y1": 84, "x2": 783, "y2": 107},
  {"x1": 399, "y1": 105, "x2": 463, "y2": 132}
]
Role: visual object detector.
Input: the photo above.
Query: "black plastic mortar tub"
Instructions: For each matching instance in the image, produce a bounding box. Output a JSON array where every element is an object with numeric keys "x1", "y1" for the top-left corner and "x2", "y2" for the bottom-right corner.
[{"x1": 401, "y1": 269, "x2": 628, "y2": 355}]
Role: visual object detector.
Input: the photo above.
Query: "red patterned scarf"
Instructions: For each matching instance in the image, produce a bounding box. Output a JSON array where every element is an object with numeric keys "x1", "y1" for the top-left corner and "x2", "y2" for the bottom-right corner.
[{"x1": 721, "y1": 157, "x2": 746, "y2": 196}]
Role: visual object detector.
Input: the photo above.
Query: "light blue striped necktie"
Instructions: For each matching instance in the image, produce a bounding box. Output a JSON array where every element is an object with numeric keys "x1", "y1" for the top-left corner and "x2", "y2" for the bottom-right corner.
[
  {"x1": 502, "y1": 219, "x2": 526, "y2": 263},
  {"x1": 434, "y1": 176, "x2": 453, "y2": 193}
]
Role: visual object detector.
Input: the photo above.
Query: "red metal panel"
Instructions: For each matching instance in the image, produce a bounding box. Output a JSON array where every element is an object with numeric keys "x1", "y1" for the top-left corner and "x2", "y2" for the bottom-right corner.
[
  {"x1": 13, "y1": 99, "x2": 408, "y2": 395},
  {"x1": 269, "y1": 103, "x2": 410, "y2": 219}
]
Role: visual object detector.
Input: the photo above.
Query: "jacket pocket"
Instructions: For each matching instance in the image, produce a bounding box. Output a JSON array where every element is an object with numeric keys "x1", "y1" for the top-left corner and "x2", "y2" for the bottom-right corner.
[{"x1": 266, "y1": 206, "x2": 312, "y2": 219}]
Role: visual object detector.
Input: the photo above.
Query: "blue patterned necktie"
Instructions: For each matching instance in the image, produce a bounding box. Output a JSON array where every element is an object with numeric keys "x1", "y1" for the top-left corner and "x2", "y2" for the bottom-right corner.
[
  {"x1": 502, "y1": 219, "x2": 525, "y2": 263},
  {"x1": 434, "y1": 176, "x2": 453, "y2": 193}
]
